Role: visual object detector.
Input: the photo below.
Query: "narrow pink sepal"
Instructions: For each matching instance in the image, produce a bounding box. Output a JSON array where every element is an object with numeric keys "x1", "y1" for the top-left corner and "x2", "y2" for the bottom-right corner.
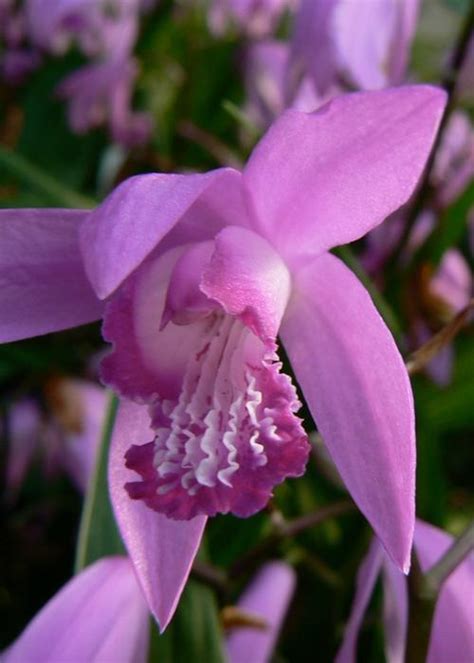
[
  {"x1": 415, "y1": 521, "x2": 474, "y2": 663},
  {"x1": 3, "y1": 556, "x2": 149, "y2": 663},
  {"x1": 108, "y1": 399, "x2": 206, "y2": 630},
  {"x1": 226, "y1": 562, "x2": 296, "y2": 663},
  {"x1": 281, "y1": 254, "x2": 415, "y2": 571},
  {"x1": 0, "y1": 208, "x2": 103, "y2": 343},
  {"x1": 79, "y1": 168, "x2": 244, "y2": 299},
  {"x1": 335, "y1": 538, "x2": 384, "y2": 663},
  {"x1": 243, "y1": 86, "x2": 446, "y2": 267}
]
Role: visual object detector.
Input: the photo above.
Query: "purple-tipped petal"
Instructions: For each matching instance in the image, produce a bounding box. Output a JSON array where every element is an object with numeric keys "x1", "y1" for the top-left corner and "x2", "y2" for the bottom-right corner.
[
  {"x1": 243, "y1": 86, "x2": 446, "y2": 266},
  {"x1": 225, "y1": 562, "x2": 296, "y2": 663},
  {"x1": 109, "y1": 399, "x2": 206, "y2": 630},
  {"x1": 415, "y1": 521, "x2": 474, "y2": 663},
  {"x1": 3, "y1": 556, "x2": 149, "y2": 663},
  {"x1": 335, "y1": 538, "x2": 384, "y2": 663},
  {"x1": 79, "y1": 167, "x2": 245, "y2": 299},
  {"x1": 0, "y1": 209, "x2": 103, "y2": 343},
  {"x1": 281, "y1": 254, "x2": 415, "y2": 571}
]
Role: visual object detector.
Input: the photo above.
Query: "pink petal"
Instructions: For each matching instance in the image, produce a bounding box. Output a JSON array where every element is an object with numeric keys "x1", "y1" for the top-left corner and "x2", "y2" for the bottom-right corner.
[
  {"x1": 3, "y1": 556, "x2": 149, "y2": 663},
  {"x1": 430, "y1": 249, "x2": 472, "y2": 314},
  {"x1": 281, "y1": 253, "x2": 415, "y2": 571},
  {"x1": 415, "y1": 521, "x2": 474, "y2": 663},
  {"x1": 109, "y1": 399, "x2": 206, "y2": 630},
  {"x1": 101, "y1": 247, "x2": 213, "y2": 402},
  {"x1": 201, "y1": 226, "x2": 291, "y2": 341},
  {"x1": 79, "y1": 167, "x2": 246, "y2": 299},
  {"x1": 243, "y1": 86, "x2": 446, "y2": 267},
  {"x1": 335, "y1": 538, "x2": 384, "y2": 663},
  {"x1": 333, "y1": 0, "x2": 419, "y2": 90},
  {"x1": 0, "y1": 209, "x2": 103, "y2": 343},
  {"x1": 289, "y1": 0, "x2": 337, "y2": 96},
  {"x1": 225, "y1": 562, "x2": 296, "y2": 663}
]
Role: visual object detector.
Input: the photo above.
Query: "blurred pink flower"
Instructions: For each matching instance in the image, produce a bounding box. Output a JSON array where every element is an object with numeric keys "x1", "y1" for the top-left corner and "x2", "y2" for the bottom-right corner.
[
  {"x1": 209, "y1": 0, "x2": 292, "y2": 38},
  {"x1": 225, "y1": 561, "x2": 296, "y2": 663},
  {"x1": 336, "y1": 520, "x2": 474, "y2": 663},
  {"x1": 0, "y1": 86, "x2": 445, "y2": 627},
  {"x1": 289, "y1": 0, "x2": 420, "y2": 96},
  {"x1": 57, "y1": 57, "x2": 153, "y2": 147},
  {"x1": 3, "y1": 379, "x2": 107, "y2": 500},
  {"x1": 24, "y1": 0, "x2": 154, "y2": 145}
]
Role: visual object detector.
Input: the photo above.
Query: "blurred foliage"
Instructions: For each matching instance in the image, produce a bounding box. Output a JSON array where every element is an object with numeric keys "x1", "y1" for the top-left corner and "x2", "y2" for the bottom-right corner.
[{"x1": 0, "y1": 0, "x2": 473, "y2": 661}]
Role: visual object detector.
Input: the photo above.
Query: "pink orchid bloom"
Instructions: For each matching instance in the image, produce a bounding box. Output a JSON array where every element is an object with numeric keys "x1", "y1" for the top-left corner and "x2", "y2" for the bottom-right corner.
[
  {"x1": 225, "y1": 561, "x2": 296, "y2": 663},
  {"x1": 0, "y1": 86, "x2": 446, "y2": 628},
  {"x1": 3, "y1": 379, "x2": 108, "y2": 500},
  {"x1": 244, "y1": 40, "x2": 325, "y2": 130},
  {"x1": 25, "y1": 0, "x2": 142, "y2": 58},
  {"x1": 24, "y1": 0, "x2": 154, "y2": 146},
  {"x1": 2, "y1": 556, "x2": 150, "y2": 663},
  {"x1": 0, "y1": 0, "x2": 41, "y2": 83},
  {"x1": 209, "y1": 0, "x2": 292, "y2": 38},
  {"x1": 289, "y1": 0, "x2": 420, "y2": 96},
  {"x1": 56, "y1": 57, "x2": 153, "y2": 147},
  {"x1": 336, "y1": 520, "x2": 474, "y2": 663}
]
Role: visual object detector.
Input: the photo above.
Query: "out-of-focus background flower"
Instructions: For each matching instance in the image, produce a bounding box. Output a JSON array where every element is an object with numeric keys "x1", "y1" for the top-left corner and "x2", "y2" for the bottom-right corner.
[{"x1": 1, "y1": 1, "x2": 472, "y2": 661}]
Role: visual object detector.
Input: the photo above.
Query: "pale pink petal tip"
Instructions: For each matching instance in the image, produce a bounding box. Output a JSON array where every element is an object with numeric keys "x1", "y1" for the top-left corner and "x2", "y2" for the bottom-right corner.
[{"x1": 226, "y1": 562, "x2": 297, "y2": 663}]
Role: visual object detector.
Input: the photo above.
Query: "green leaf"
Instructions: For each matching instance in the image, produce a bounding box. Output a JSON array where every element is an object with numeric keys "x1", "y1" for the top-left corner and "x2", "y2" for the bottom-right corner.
[
  {"x1": 0, "y1": 144, "x2": 95, "y2": 208},
  {"x1": 74, "y1": 393, "x2": 124, "y2": 572},
  {"x1": 148, "y1": 577, "x2": 225, "y2": 663}
]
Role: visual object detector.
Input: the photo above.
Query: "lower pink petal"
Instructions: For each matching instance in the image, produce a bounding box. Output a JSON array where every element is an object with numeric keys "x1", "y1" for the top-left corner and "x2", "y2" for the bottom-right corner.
[{"x1": 109, "y1": 399, "x2": 206, "y2": 630}]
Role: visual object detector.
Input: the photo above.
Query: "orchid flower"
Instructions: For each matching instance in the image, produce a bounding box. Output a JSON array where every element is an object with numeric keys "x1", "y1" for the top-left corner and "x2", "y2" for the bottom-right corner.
[
  {"x1": 0, "y1": 0, "x2": 40, "y2": 83},
  {"x1": 289, "y1": 0, "x2": 420, "y2": 97},
  {"x1": 23, "y1": 0, "x2": 154, "y2": 146},
  {"x1": 2, "y1": 556, "x2": 150, "y2": 663},
  {"x1": 0, "y1": 86, "x2": 446, "y2": 628},
  {"x1": 225, "y1": 561, "x2": 296, "y2": 663},
  {"x1": 244, "y1": 40, "x2": 323, "y2": 131},
  {"x1": 3, "y1": 379, "x2": 107, "y2": 500},
  {"x1": 209, "y1": 0, "x2": 292, "y2": 38},
  {"x1": 336, "y1": 519, "x2": 474, "y2": 663},
  {"x1": 56, "y1": 57, "x2": 153, "y2": 147}
]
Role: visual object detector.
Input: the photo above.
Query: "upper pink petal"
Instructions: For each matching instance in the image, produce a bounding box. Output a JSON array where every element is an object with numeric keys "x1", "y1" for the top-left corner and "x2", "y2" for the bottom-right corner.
[
  {"x1": 335, "y1": 538, "x2": 384, "y2": 663},
  {"x1": 225, "y1": 562, "x2": 296, "y2": 663},
  {"x1": 3, "y1": 556, "x2": 149, "y2": 663},
  {"x1": 108, "y1": 399, "x2": 206, "y2": 630},
  {"x1": 280, "y1": 254, "x2": 416, "y2": 571},
  {"x1": 0, "y1": 208, "x2": 103, "y2": 343},
  {"x1": 79, "y1": 167, "x2": 246, "y2": 299},
  {"x1": 243, "y1": 86, "x2": 446, "y2": 267}
]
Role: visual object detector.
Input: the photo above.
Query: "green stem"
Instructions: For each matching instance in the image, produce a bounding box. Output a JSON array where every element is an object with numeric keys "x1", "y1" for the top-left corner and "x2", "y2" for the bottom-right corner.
[
  {"x1": 74, "y1": 393, "x2": 123, "y2": 572},
  {"x1": 0, "y1": 145, "x2": 96, "y2": 208},
  {"x1": 406, "y1": 552, "x2": 436, "y2": 663},
  {"x1": 424, "y1": 520, "x2": 474, "y2": 596},
  {"x1": 388, "y1": 1, "x2": 474, "y2": 267}
]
